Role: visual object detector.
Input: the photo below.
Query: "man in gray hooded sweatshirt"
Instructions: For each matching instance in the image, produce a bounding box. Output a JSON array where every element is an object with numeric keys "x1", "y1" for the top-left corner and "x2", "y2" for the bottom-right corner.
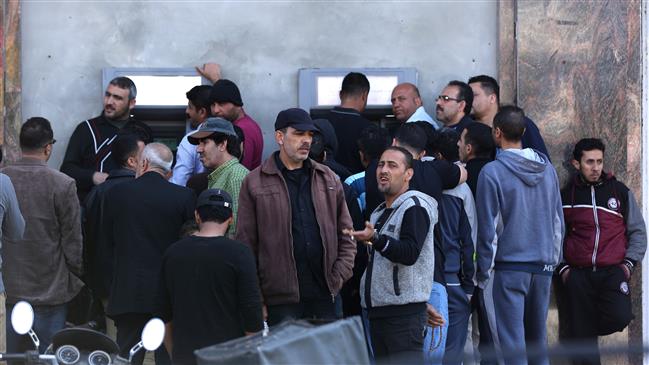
[{"x1": 476, "y1": 106, "x2": 564, "y2": 365}]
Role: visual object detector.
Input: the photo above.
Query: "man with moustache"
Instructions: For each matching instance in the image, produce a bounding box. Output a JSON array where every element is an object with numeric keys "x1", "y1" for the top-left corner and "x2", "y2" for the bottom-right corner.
[
  {"x1": 391, "y1": 83, "x2": 439, "y2": 128},
  {"x1": 236, "y1": 108, "x2": 355, "y2": 325},
  {"x1": 345, "y1": 146, "x2": 438, "y2": 361},
  {"x1": 61, "y1": 77, "x2": 152, "y2": 201},
  {"x1": 188, "y1": 117, "x2": 247, "y2": 236},
  {"x1": 209, "y1": 79, "x2": 264, "y2": 170},
  {"x1": 435, "y1": 81, "x2": 474, "y2": 134}
]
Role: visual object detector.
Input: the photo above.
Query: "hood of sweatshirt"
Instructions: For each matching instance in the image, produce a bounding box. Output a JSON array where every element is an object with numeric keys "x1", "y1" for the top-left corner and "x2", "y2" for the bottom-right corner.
[{"x1": 496, "y1": 148, "x2": 549, "y2": 187}]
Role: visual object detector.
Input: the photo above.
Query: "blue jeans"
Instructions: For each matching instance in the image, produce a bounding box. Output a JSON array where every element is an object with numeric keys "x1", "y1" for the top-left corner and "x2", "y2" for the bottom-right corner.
[
  {"x1": 6, "y1": 302, "x2": 67, "y2": 353},
  {"x1": 423, "y1": 282, "x2": 448, "y2": 364}
]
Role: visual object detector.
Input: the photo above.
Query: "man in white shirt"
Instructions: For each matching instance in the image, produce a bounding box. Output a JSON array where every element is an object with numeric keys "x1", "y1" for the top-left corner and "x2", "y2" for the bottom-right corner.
[
  {"x1": 391, "y1": 83, "x2": 439, "y2": 128},
  {"x1": 170, "y1": 85, "x2": 212, "y2": 186}
]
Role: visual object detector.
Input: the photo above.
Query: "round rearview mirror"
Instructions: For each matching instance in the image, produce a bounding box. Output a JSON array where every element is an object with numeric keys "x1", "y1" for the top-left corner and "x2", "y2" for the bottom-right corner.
[
  {"x1": 141, "y1": 318, "x2": 165, "y2": 351},
  {"x1": 11, "y1": 301, "x2": 34, "y2": 335}
]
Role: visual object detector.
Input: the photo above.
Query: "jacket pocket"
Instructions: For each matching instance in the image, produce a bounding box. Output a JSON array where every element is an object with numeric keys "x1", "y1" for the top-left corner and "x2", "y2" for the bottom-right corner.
[{"x1": 393, "y1": 265, "x2": 401, "y2": 296}]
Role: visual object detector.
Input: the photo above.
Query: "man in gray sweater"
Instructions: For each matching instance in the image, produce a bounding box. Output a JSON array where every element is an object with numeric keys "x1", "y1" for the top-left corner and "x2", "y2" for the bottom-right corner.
[{"x1": 476, "y1": 106, "x2": 564, "y2": 365}]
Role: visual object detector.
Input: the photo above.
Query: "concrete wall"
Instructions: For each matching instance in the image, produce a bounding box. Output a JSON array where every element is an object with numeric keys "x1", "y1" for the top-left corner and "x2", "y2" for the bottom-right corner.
[{"x1": 21, "y1": 2, "x2": 497, "y2": 168}]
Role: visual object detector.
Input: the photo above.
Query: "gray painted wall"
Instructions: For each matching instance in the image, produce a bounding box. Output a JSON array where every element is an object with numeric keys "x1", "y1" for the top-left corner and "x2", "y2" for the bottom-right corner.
[{"x1": 21, "y1": 2, "x2": 497, "y2": 169}]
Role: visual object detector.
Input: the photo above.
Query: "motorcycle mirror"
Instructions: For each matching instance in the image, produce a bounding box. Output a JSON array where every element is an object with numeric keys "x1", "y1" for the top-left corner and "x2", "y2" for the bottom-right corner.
[
  {"x1": 11, "y1": 301, "x2": 34, "y2": 335},
  {"x1": 141, "y1": 318, "x2": 165, "y2": 351}
]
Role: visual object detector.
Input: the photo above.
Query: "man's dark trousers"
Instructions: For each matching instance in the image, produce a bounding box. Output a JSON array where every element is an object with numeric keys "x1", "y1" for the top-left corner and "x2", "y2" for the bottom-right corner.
[{"x1": 561, "y1": 266, "x2": 633, "y2": 365}]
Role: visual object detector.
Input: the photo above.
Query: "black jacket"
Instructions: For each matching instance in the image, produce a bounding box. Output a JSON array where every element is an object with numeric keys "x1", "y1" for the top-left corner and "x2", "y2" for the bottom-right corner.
[
  {"x1": 60, "y1": 114, "x2": 152, "y2": 201},
  {"x1": 83, "y1": 168, "x2": 136, "y2": 298},
  {"x1": 104, "y1": 172, "x2": 195, "y2": 317}
]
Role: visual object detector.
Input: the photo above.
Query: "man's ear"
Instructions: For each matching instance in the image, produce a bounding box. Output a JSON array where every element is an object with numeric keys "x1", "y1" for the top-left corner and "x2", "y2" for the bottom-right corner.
[
  {"x1": 415, "y1": 96, "x2": 423, "y2": 107},
  {"x1": 405, "y1": 167, "x2": 414, "y2": 182},
  {"x1": 128, "y1": 98, "x2": 136, "y2": 111},
  {"x1": 275, "y1": 130, "x2": 284, "y2": 145},
  {"x1": 571, "y1": 159, "x2": 580, "y2": 171}
]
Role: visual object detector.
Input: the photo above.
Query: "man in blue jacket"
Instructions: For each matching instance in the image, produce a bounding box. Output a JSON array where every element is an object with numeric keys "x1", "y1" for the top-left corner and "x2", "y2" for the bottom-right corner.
[{"x1": 476, "y1": 106, "x2": 564, "y2": 365}]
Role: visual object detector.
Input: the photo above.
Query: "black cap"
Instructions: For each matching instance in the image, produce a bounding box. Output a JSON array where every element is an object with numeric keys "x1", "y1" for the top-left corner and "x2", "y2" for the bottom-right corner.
[
  {"x1": 210, "y1": 79, "x2": 243, "y2": 106},
  {"x1": 274, "y1": 108, "x2": 318, "y2": 131},
  {"x1": 187, "y1": 117, "x2": 237, "y2": 145},
  {"x1": 196, "y1": 189, "x2": 233, "y2": 210}
]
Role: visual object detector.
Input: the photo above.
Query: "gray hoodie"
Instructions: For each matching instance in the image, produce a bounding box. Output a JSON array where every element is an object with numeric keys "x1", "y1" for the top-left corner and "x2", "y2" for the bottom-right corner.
[{"x1": 475, "y1": 149, "x2": 564, "y2": 288}]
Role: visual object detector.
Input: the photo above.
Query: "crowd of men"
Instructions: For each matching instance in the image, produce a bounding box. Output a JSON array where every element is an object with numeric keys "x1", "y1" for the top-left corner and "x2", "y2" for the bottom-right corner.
[{"x1": 0, "y1": 64, "x2": 645, "y2": 365}]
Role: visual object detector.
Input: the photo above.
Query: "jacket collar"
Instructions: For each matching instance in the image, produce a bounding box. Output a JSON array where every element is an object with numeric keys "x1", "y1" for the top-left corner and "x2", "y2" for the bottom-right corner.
[
  {"x1": 107, "y1": 168, "x2": 135, "y2": 179},
  {"x1": 261, "y1": 151, "x2": 327, "y2": 176},
  {"x1": 14, "y1": 157, "x2": 47, "y2": 166},
  {"x1": 573, "y1": 171, "x2": 616, "y2": 187}
]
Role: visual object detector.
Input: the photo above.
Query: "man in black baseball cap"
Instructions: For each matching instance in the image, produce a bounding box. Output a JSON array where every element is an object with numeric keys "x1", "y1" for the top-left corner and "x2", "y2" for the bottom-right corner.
[
  {"x1": 235, "y1": 108, "x2": 355, "y2": 325},
  {"x1": 209, "y1": 79, "x2": 264, "y2": 170},
  {"x1": 157, "y1": 187, "x2": 263, "y2": 365}
]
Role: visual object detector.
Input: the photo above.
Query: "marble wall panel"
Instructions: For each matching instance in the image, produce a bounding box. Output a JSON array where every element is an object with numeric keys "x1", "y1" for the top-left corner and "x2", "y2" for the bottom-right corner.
[
  {"x1": 4, "y1": 1, "x2": 22, "y2": 163},
  {"x1": 503, "y1": 1, "x2": 643, "y2": 362}
]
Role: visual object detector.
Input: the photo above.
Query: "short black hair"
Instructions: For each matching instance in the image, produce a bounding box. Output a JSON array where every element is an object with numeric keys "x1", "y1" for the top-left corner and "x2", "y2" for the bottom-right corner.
[
  {"x1": 382, "y1": 146, "x2": 414, "y2": 169},
  {"x1": 468, "y1": 75, "x2": 500, "y2": 102},
  {"x1": 463, "y1": 122, "x2": 495, "y2": 159},
  {"x1": 493, "y1": 105, "x2": 526, "y2": 141},
  {"x1": 111, "y1": 131, "x2": 144, "y2": 167},
  {"x1": 394, "y1": 123, "x2": 427, "y2": 154},
  {"x1": 196, "y1": 205, "x2": 232, "y2": 224},
  {"x1": 180, "y1": 219, "x2": 199, "y2": 238},
  {"x1": 573, "y1": 138, "x2": 605, "y2": 161},
  {"x1": 186, "y1": 85, "x2": 213, "y2": 114},
  {"x1": 430, "y1": 128, "x2": 460, "y2": 162},
  {"x1": 109, "y1": 77, "x2": 137, "y2": 100},
  {"x1": 207, "y1": 132, "x2": 241, "y2": 159},
  {"x1": 122, "y1": 124, "x2": 152, "y2": 144},
  {"x1": 412, "y1": 121, "x2": 436, "y2": 157},
  {"x1": 448, "y1": 80, "x2": 473, "y2": 115},
  {"x1": 358, "y1": 124, "x2": 391, "y2": 161},
  {"x1": 20, "y1": 117, "x2": 54, "y2": 151},
  {"x1": 340, "y1": 72, "x2": 370, "y2": 98}
]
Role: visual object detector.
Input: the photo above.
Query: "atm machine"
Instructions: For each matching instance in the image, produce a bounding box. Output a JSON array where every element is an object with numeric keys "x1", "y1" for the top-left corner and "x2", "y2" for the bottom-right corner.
[
  {"x1": 102, "y1": 68, "x2": 210, "y2": 154},
  {"x1": 298, "y1": 67, "x2": 419, "y2": 135}
]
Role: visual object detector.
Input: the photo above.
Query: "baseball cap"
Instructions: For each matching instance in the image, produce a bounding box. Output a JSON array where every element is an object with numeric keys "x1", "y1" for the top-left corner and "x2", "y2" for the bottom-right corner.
[
  {"x1": 274, "y1": 108, "x2": 318, "y2": 132},
  {"x1": 188, "y1": 117, "x2": 237, "y2": 145},
  {"x1": 210, "y1": 79, "x2": 243, "y2": 106},
  {"x1": 196, "y1": 189, "x2": 233, "y2": 210}
]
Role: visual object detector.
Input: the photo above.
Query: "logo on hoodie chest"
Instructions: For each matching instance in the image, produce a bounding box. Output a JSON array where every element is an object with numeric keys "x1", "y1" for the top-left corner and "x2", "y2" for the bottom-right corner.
[{"x1": 607, "y1": 197, "x2": 619, "y2": 211}]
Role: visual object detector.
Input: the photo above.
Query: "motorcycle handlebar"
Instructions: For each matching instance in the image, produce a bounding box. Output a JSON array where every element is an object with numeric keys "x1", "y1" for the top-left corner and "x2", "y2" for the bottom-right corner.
[{"x1": 0, "y1": 351, "x2": 57, "y2": 364}]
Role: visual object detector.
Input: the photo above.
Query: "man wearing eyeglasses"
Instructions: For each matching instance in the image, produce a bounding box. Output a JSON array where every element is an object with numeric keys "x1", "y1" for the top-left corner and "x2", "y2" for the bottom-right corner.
[
  {"x1": 391, "y1": 83, "x2": 439, "y2": 128},
  {"x1": 435, "y1": 81, "x2": 475, "y2": 134},
  {"x1": 1, "y1": 117, "x2": 83, "y2": 353}
]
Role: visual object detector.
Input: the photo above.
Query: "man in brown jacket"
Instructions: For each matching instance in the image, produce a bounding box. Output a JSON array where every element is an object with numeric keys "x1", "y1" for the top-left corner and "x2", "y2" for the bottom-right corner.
[
  {"x1": 236, "y1": 108, "x2": 355, "y2": 325},
  {"x1": 1, "y1": 117, "x2": 83, "y2": 352}
]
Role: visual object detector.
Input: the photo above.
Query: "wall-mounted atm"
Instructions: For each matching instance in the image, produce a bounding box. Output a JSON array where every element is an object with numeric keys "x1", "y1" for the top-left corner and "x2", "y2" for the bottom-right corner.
[
  {"x1": 102, "y1": 67, "x2": 209, "y2": 152},
  {"x1": 298, "y1": 67, "x2": 418, "y2": 134}
]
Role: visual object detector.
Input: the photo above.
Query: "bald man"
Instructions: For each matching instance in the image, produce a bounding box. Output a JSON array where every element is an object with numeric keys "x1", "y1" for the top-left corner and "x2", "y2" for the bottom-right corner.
[
  {"x1": 103, "y1": 142, "x2": 196, "y2": 365},
  {"x1": 391, "y1": 83, "x2": 439, "y2": 128}
]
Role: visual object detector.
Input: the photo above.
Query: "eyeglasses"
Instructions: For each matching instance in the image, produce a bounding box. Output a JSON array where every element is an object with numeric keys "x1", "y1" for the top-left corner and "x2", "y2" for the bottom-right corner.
[
  {"x1": 437, "y1": 95, "x2": 462, "y2": 103},
  {"x1": 42, "y1": 139, "x2": 56, "y2": 148}
]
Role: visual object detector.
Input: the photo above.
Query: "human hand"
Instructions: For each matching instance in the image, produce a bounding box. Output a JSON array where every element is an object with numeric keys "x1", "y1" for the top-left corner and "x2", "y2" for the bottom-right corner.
[
  {"x1": 196, "y1": 63, "x2": 222, "y2": 83},
  {"x1": 620, "y1": 264, "x2": 631, "y2": 280},
  {"x1": 342, "y1": 221, "x2": 375, "y2": 243},
  {"x1": 426, "y1": 303, "x2": 445, "y2": 327},
  {"x1": 561, "y1": 267, "x2": 571, "y2": 284},
  {"x1": 92, "y1": 172, "x2": 108, "y2": 185}
]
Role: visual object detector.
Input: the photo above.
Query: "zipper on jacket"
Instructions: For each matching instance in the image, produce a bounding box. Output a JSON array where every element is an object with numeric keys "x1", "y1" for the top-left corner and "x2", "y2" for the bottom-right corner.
[
  {"x1": 590, "y1": 185, "x2": 601, "y2": 271},
  {"x1": 392, "y1": 265, "x2": 401, "y2": 296}
]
